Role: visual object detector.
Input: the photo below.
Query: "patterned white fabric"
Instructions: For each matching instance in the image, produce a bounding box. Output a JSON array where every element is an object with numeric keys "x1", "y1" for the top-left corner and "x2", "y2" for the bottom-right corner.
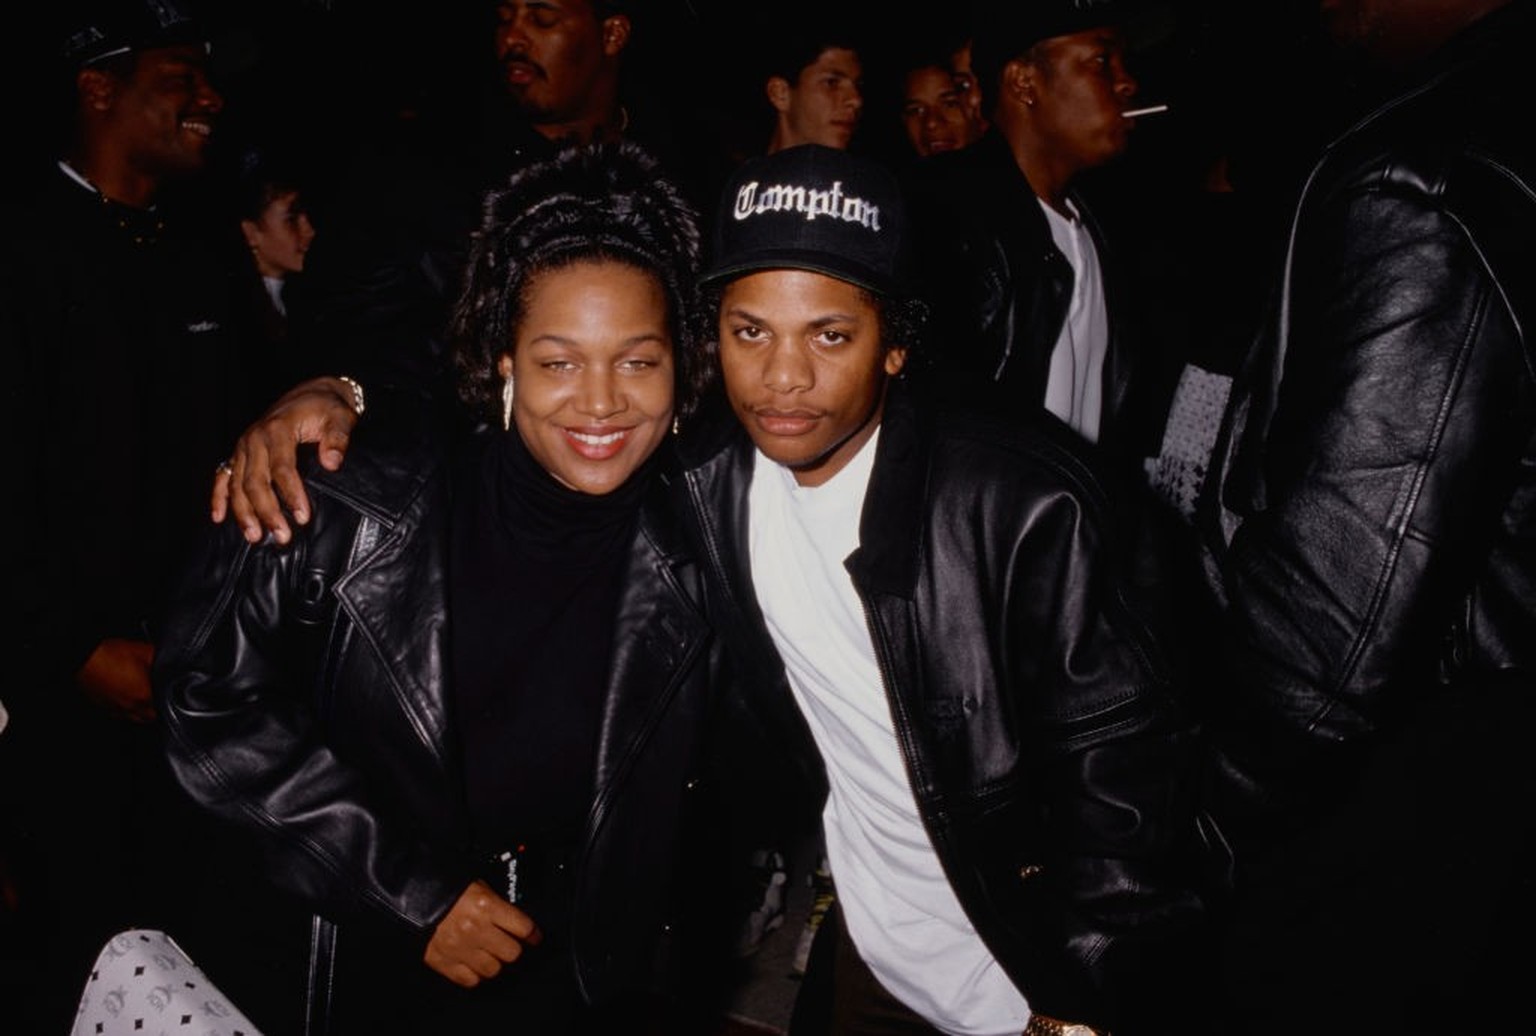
[
  {"x1": 1146, "y1": 364, "x2": 1233, "y2": 521},
  {"x1": 71, "y1": 929, "x2": 262, "y2": 1036}
]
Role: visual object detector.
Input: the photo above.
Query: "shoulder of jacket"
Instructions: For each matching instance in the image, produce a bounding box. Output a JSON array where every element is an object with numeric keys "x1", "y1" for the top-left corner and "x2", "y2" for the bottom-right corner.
[
  {"x1": 1322, "y1": 43, "x2": 1535, "y2": 209},
  {"x1": 921, "y1": 401, "x2": 1115, "y2": 519},
  {"x1": 303, "y1": 402, "x2": 450, "y2": 530},
  {"x1": 941, "y1": 409, "x2": 1100, "y2": 470},
  {"x1": 1311, "y1": 56, "x2": 1536, "y2": 341}
]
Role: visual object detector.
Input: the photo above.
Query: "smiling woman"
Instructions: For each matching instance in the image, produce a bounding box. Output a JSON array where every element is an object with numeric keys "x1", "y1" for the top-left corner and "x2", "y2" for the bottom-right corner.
[
  {"x1": 154, "y1": 141, "x2": 729, "y2": 1035},
  {"x1": 495, "y1": 262, "x2": 674, "y2": 493}
]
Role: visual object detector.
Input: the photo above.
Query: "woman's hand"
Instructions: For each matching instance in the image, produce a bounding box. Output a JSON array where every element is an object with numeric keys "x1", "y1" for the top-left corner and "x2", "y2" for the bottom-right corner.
[
  {"x1": 423, "y1": 879, "x2": 544, "y2": 987},
  {"x1": 211, "y1": 376, "x2": 361, "y2": 545}
]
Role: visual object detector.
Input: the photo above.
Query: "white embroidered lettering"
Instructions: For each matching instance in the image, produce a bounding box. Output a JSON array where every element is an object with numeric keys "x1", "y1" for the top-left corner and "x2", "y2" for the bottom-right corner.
[{"x1": 732, "y1": 178, "x2": 881, "y2": 230}]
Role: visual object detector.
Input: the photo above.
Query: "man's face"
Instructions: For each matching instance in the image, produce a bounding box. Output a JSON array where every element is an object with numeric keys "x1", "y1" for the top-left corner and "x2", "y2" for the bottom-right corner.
[
  {"x1": 1023, "y1": 29, "x2": 1137, "y2": 173},
  {"x1": 98, "y1": 45, "x2": 222, "y2": 178},
  {"x1": 718, "y1": 269, "x2": 905, "y2": 487},
  {"x1": 901, "y1": 65, "x2": 976, "y2": 157},
  {"x1": 771, "y1": 47, "x2": 864, "y2": 150},
  {"x1": 493, "y1": 0, "x2": 625, "y2": 127}
]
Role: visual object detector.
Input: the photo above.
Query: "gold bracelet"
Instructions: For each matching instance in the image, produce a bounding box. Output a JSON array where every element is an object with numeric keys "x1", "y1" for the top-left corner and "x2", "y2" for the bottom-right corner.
[{"x1": 336, "y1": 375, "x2": 366, "y2": 416}]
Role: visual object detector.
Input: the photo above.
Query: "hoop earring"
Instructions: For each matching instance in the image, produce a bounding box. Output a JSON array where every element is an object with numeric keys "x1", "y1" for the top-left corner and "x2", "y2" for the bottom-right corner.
[{"x1": 501, "y1": 373, "x2": 515, "y2": 432}]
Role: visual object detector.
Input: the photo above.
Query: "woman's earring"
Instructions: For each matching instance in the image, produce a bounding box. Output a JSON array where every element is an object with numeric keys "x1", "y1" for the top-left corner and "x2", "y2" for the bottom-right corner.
[
  {"x1": 673, "y1": 415, "x2": 680, "y2": 436},
  {"x1": 501, "y1": 373, "x2": 515, "y2": 432}
]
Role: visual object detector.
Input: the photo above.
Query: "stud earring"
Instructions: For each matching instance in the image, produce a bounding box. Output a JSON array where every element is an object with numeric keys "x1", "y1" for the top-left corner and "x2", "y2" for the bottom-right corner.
[{"x1": 501, "y1": 373, "x2": 515, "y2": 431}]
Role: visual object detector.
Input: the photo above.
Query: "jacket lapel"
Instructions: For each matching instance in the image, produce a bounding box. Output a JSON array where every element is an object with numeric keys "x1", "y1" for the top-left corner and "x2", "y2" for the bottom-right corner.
[
  {"x1": 329, "y1": 466, "x2": 454, "y2": 762},
  {"x1": 589, "y1": 488, "x2": 711, "y2": 797},
  {"x1": 848, "y1": 382, "x2": 927, "y2": 599}
]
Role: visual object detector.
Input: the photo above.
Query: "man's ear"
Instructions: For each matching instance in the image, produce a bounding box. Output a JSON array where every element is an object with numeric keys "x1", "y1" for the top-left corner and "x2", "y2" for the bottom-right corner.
[
  {"x1": 1003, "y1": 58, "x2": 1036, "y2": 111},
  {"x1": 601, "y1": 14, "x2": 631, "y2": 57},
  {"x1": 239, "y1": 219, "x2": 261, "y2": 250},
  {"x1": 77, "y1": 68, "x2": 118, "y2": 113},
  {"x1": 765, "y1": 76, "x2": 792, "y2": 114},
  {"x1": 884, "y1": 345, "x2": 908, "y2": 378}
]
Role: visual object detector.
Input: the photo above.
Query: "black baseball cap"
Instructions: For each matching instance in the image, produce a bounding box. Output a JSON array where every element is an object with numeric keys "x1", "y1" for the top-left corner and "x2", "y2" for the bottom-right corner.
[
  {"x1": 60, "y1": 0, "x2": 208, "y2": 68},
  {"x1": 971, "y1": 0, "x2": 1157, "y2": 96},
  {"x1": 701, "y1": 145, "x2": 914, "y2": 298}
]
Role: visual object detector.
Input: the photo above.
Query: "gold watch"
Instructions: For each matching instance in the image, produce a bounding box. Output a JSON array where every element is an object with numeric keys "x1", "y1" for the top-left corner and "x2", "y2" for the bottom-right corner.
[{"x1": 1023, "y1": 1014, "x2": 1106, "y2": 1036}]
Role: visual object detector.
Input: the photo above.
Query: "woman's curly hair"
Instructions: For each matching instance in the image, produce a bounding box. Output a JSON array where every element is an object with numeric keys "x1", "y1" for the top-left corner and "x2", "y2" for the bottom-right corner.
[{"x1": 450, "y1": 140, "x2": 710, "y2": 422}]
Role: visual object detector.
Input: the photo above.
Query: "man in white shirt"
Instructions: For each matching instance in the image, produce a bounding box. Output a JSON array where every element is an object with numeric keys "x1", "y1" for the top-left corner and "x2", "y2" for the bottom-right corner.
[
  {"x1": 907, "y1": 0, "x2": 1156, "y2": 456},
  {"x1": 681, "y1": 144, "x2": 1209, "y2": 1036}
]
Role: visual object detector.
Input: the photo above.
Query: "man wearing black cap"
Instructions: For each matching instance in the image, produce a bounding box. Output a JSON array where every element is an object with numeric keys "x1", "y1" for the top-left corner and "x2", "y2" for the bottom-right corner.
[
  {"x1": 907, "y1": 0, "x2": 1155, "y2": 459},
  {"x1": 681, "y1": 144, "x2": 1208, "y2": 1036},
  {"x1": 0, "y1": 2, "x2": 255, "y2": 1029},
  {"x1": 202, "y1": 142, "x2": 1214, "y2": 1033}
]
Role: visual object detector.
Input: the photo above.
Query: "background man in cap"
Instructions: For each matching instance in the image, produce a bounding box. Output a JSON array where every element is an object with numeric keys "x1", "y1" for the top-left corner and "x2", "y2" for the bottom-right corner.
[
  {"x1": 680, "y1": 143, "x2": 1207, "y2": 1036},
  {"x1": 0, "y1": 0, "x2": 259, "y2": 1029},
  {"x1": 906, "y1": 0, "x2": 1156, "y2": 459}
]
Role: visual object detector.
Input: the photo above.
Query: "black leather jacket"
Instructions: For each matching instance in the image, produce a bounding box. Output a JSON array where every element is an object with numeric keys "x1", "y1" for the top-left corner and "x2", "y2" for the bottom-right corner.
[
  {"x1": 1201, "y1": 3, "x2": 1536, "y2": 821},
  {"x1": 675, "y1": 383, "x2": 1207, "y2": 1032},
  {"x1": 907, "y1": 132, "x2": 1145, "y2": 455},
  {"x1": 154, "y1": 403, "x2": 719, "y2": 1007}
]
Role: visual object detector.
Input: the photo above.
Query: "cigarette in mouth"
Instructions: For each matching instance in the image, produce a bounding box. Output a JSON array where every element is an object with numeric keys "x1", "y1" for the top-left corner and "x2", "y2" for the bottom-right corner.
[{"x1": 1122, "y1": 104, "x2": 1170, "y2": 118}]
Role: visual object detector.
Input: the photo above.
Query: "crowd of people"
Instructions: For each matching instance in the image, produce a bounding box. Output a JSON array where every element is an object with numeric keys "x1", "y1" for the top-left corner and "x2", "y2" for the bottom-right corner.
[{"x1": 2, "y1": 0, "x2": 1533, "y2": 1034}]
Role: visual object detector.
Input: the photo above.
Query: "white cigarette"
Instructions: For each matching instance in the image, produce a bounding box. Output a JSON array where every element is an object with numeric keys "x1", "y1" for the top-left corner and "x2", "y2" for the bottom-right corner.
[{"x1": 1122, "y1": 104, "x2": 1170, "y2": 118}]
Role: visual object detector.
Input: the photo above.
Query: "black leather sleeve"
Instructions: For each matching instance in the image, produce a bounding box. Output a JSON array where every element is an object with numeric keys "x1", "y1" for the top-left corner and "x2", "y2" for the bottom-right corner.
[
  {"x1": 1207, "y1": 158, "x2": 1536, "y2": 805},
  {"x1": 153, "y1": 501, "x2": 466, "y2": 937}
]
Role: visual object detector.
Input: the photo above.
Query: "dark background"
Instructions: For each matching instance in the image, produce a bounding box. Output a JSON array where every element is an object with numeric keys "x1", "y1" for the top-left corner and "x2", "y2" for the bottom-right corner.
[{"x1": 13, "y1": 0, "x2": 1347, "y2": 208}]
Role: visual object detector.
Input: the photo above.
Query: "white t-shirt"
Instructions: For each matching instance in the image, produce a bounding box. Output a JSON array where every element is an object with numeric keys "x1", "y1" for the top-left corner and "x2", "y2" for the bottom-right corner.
[
  {"x1": 747, "y1": 430, "x2": 1032, "y2": 1036},
  {"x1": 1039, "y1": 196, "x2": 1109, "y2": 443}
]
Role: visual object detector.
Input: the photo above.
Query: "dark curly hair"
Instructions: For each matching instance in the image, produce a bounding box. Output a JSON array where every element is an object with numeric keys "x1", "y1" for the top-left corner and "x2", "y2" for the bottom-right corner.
[{"x1": 450, "y1": 141, "x2": 709, "y2": 423}]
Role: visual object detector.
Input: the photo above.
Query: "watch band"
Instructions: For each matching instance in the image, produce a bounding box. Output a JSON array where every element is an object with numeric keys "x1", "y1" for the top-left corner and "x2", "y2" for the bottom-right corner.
[
  {"x1": 1023, "y1": 1014, "x2": 1107, "y2": 1036},
  {"x1": 336, "y1": 374, "x2": 366, "y2": 416}
]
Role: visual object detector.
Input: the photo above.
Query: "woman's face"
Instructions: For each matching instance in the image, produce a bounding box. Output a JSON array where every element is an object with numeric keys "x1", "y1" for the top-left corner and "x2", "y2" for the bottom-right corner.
[
  {"x1": 241, "y1": 190, "x2": 315, "y2": 278},
  {"x1": 499, "y1": 260, "x2": 675, "y2": 495}
]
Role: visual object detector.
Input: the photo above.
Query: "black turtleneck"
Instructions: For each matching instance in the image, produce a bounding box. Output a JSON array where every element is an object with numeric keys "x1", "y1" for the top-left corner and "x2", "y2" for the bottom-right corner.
[{"x1": 449, "y1": 425, "x2": 654, "y2": 890}]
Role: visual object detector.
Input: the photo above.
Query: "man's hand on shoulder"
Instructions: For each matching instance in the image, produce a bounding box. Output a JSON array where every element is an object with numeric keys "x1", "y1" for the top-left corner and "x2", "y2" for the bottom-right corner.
[{"x1": 211, "y1": 376, "x2": 363, "y2": 545}]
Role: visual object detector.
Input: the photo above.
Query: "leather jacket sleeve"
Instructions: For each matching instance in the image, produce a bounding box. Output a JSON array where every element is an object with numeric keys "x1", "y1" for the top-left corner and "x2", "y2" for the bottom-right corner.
[
  {"x1": 856, "y1": 408, "x2": 1211, "y2": 1030},
  {"x1": 986, "y1": 446, "x2": 1207, "y2": 1028},
  {"x1": 1206, "y1": 151, "x2": 1535, "y2": 812},
  {"x1": 154, "y1": 502, "x2": 466, "y2": 937}
]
